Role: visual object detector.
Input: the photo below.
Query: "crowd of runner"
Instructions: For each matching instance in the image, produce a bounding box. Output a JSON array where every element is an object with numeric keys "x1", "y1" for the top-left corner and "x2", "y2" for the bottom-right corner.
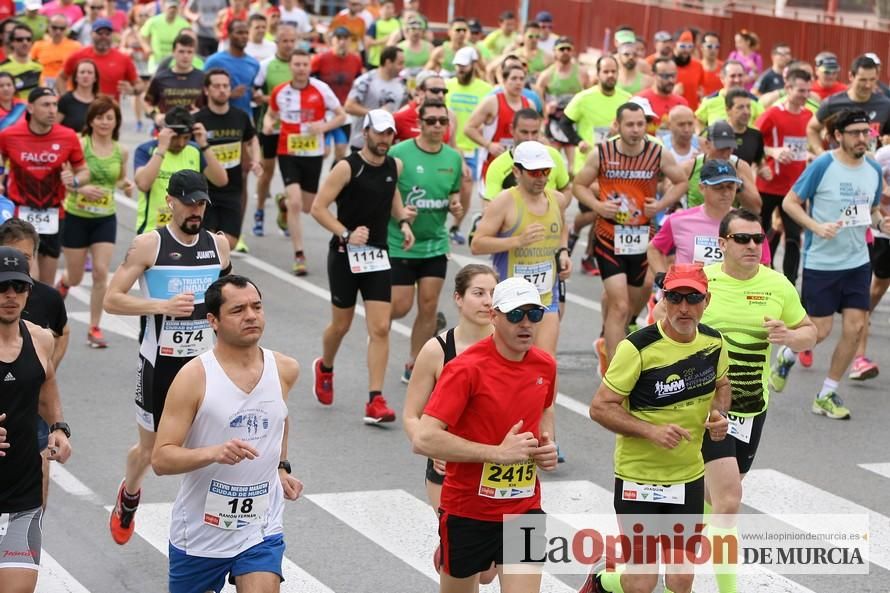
[{"x1": 0, "y1": 1, "x2": 888, "y2": 592}]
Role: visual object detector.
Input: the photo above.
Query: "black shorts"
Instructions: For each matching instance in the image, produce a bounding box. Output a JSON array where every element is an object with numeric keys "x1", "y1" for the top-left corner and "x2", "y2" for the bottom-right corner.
[
  {"x1": 135, "y1": 354, "x2": 191, "y2": 432},
  {"x1": 438, "y1": 509, "x2": 546, "y2": 578},
  {"x1": 702, "y1": 411, "x2": 767, "y2": 475},
  {"x1": 391, "y1": 255, "x2": 448, "y2": 286},
  {"x1": 425, "y1": 457, "x2": 444, "y2": 485},
  {"x1": 802, "y1": 263, "x2": 871, "y2": 316},
  {"x1": 578, "y1": 201, "x2": 593, "y2": 214},
  {"x1": 259, "y1": 132, "x2": 280, "y2": 160},
  {"x1": 593, "y1": 234, "x2": 648, "y2": 286},
  {"x1": 278, "y1": 155, "x2": 324, "y2": 193},
  {"x1": 61, "y1": 213, "x2": 116, "y2": 248},
  {"x1": 327, "y1": 247, "x2": 391, "y2": 308},
  {"x1": 870, "y1": 237, "x2": 890, "y2": 279},
  {"x1": 37, "y1": 229, "x2": 62, "y2": 259},
  {"x1": 203, "y1": 193, "x2": 243, "y2": 238}
]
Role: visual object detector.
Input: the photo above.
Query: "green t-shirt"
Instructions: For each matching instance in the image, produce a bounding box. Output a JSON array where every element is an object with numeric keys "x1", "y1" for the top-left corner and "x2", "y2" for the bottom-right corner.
[
  {"x1": 368, "y1": 17, "x2": 401, "y2": 67},
  {"x1": 135, "y1": 142, "x2": 203, "y2": 234},
  {"x1": 64, "y1": 137, "x2": 122, "y2": 219},
  {"x1": 141, "y1": 15, "x2": 190, "y2": 72},
  {"x1": 387, "y1": 140, "x2": 462, "y2": 258},
  {"x1": 258, "y1": 56, "x2": 291, "y2": 128},
  {"x1": 445, "y1": 77, "x2": 493, "y2": 153},
  {"x1": 483, "y1": 144, "x2": 569, "y2": 200},
  {"x1": 695, "y1": 90, "x2": 765, "y2": 127},
  {"x1": 19, "y1": 14, "x2": 48, "y2": 41},
  {"x1": 604, "y1": 321, "x2": 728, "y2": 485},
  {"x1": 0, "y1": 59, "x2": 43, "y2": 100},
  {"x1": 701, "y1": 263, "x2": 806, "y2": 417},
  {"x1": 482, "y1": 30, "x2": 516, "y2": 55},
  {"x1": 398, "y1": 40, "x2": 432, "y2": 69},
  {"x1": 563, "y1": 87, "x2": 631, "y2": 173}
]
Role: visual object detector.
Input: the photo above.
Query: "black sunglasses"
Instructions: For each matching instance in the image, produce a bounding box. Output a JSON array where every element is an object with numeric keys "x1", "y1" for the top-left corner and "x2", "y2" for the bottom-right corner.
[
  {"x1": 663, "y1": 291, "x2": 707, "y2": 305},
  {"x1": 50, "y1": 25, "x2": 67, "y2": 30},
  {"x1": 504, "y1": 307, "x2": 546, "y2": 323},
  {"x1": 426, "y1": 87, "x2": 448, "y2": 95},
  {"x1": 724, "y1": 232, "x2": 766, "y2": 245},
  {"x1": 0, "y1": 280, "x2": 30, "y2": 294},
  {"x1": 422, "y1": 116, "x2": 449, "y2": 126},
  {"x1": 13, "y1": 37, "x2": 33, "y2": 42}
]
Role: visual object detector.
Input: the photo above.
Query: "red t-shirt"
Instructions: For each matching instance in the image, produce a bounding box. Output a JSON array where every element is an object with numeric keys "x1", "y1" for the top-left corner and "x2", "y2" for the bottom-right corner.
[
  {"x1": 755, "y1": 103, "x2": 814, "y2": 196},
  {"x1": 62, "y1": 47, "x2": 138, "y2": 99},
  {"x1": 424, "y1": 336, "x2": 556, "y2": 522},
  {"x1": 676, "y1": 59, "x2": 705, "y2": 111},
  {"x1": 0, "y1": 120, "x2": 86, "y2": 209},
  {"x1": 270, "y1": 78, "x2": 341, "y2": 157},
  {"x1": 393, "y1": 100, "x2": 452, "y2": 143},
  {"x1": 310, "y1": 50, "x2": 363, "y2": 105},
  {"x1": 636, "y1": 88, "x2": 688, "y2": 131},
  {"x1": 0, "y1": 0, "x2": 14, "y2": 21},
  {"x1": 812, "y1": 81, "x2": 847, "y2": 101},
  {"x1": 701, "y1": 61, "x2": 723, "y2": 99}
]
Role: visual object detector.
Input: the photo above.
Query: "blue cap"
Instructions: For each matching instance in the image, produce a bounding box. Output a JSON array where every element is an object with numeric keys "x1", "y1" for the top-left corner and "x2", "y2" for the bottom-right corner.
[
  {"x1": 700, "y1": 159, "x2": 742, "y2": 185},
  {"x1": 535, "y1": 11, "x2": 553, "y2": 22},
  {"x1": 92, "y1": 18, "x2": 113, "y2": 32}
]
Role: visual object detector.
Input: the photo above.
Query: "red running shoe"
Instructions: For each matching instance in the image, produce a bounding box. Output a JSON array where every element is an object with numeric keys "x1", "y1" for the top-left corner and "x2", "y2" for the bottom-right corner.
[
  {"x1": 109, "y1": 479, "x2": 138, "y2": 545},
  {"x1": 364, "y1": 395, "x2": 396, "y2": 424},
  {"x1": 799, "y1": 349, "x2": 813, "y2": 368},
  {"x1": 312, "y1": 357, "x2": 334, "y2": 405}
]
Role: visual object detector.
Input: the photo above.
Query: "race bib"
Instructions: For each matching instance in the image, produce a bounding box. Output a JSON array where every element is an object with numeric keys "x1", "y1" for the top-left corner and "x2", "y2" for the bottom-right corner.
[
  {"x1": 158, "y1": 318, "x2": 213, "y2": 357},
  {"x1": 286, "y1": 133, "x2": 320, "y2": 156},
  {"x1": 614, "y1": 225, "x2": 648, "y2": 255},
  {"x1": 514, "y1": 261, "x2": 554, "y2": 295},
  {"x1": 211, "y1": 141, "x2": 242, "y2": 169},
  {"x1": 783, "y1": 136, "x2": 808, "y2": 162},
  {"x1": 18, "y1": 206, "x2": 59, "y2": 234},
  {"x1": 75, "y1": 188, "x2": 115, "y2": 215},
  {"x1": 478, "y1": 460, "x2": 537, "y2": 499},
  {"x1": 157, "y1": 206, "x2": 173, "y2": 226},
  {"x1": 840, "y1": 200, "x2": 871, "y2": 227},
  {"x1": 727, "y1": 413, "x2": 753, "y2": 444},
  {"x1": 621, "y1": 481, "x2": 686, "y2": 505},
  {"x1": 203, "y1": 480, "x2": 270, "y2": 530},
  {"x1": 692, "y1": 236, "x2": 724, "y2": 265},
  {"x1": 346, "y1": 244, "x2": 390, "y2": 274}
]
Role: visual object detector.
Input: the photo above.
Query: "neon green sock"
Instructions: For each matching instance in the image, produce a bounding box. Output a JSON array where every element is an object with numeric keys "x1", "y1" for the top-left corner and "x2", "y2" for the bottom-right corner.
[
  {"x1": 664, "y1": 588, "x2": 676, "y2": 593},
  {"x1": 599, "y1": 571, "x2": 625, "y2": 593},
  {"x1": 709, "y1": 524, "x2": 739, "y2": 593}
]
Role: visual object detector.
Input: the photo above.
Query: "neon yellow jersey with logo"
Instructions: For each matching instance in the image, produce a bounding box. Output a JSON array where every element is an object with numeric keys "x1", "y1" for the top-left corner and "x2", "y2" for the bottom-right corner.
[
  {"x1": 564, "y1": 87, "x2": 631, "y2": 174},
  {"x1": 446, "y1": 77, "x2": 493, "y2": 153},
  {"x1": 134, "y1": 141, "x2": 203, "y2": 234}
]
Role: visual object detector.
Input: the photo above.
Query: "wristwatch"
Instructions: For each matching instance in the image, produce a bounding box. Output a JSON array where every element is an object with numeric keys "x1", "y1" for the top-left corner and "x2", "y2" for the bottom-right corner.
[
  {"x1": 278, "y1": 460, "x2": 292, "y2": 474},
  {"x1": 340, "y1": 229, "x2": 351, "y2": 243},
  {"x1": 49, "y1": 422, "x2": 71, "y2": 439}
]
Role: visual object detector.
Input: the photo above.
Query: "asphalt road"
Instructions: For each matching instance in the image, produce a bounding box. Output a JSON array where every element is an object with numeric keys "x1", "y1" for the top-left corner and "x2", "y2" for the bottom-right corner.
[{"x1": 31, "y1": 107, "x2": 890, "y2": 593}]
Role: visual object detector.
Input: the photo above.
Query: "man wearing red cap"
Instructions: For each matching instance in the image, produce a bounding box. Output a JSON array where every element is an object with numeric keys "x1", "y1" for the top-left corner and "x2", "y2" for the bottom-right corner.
[{"x1": 584, "y1": 262, "x2": 729, "y2": 593}]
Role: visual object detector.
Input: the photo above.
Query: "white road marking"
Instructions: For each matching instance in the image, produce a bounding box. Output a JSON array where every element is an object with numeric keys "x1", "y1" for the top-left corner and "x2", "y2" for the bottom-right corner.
[
  {"x1": 37, "y1": 552, "x2": 93, "y2": 593},
  {"x1": 49, "y1": 464, "x2": 102, "y2": 504},
  {"x1": 859, "y1": 462, "x2": 890, "y2": 480}
]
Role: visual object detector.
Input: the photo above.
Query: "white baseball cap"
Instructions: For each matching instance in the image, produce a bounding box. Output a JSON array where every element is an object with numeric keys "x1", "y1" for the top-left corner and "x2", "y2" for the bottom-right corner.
[
  {"x1": 25, "y1": 0, "x2": 42, "y2": 10},
  {"x1": 492, "y1": 277, "x2": 543, "y2": 312},
  {"x1": 629, "y1": 96, "x2": 657, "y2": 119},
  {"x1": 513, "y1": 141, "x2": 554, "y2": 170},
  {"x1": 452, "y1": 46, "x2": 479, "y2": 67},
  {"x1": 363, "y1": 109, "x2": 396, "y2": 133}
]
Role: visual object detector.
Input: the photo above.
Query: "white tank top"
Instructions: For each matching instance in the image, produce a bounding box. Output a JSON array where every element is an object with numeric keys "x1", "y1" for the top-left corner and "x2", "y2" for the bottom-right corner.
[{"x1": 169, "y1": 348, "x2": 288, "y2": 558}]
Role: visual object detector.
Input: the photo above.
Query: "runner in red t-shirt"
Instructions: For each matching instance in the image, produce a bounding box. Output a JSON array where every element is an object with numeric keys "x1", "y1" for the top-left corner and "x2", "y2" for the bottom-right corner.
[
  {"x1": 637, "y1": 57, "x2": 689, "y2": 133},
  {"x1": 0, "y1": 88, "x2": 87, "y2": 284},
  {"x1": 393, "y1": 72, "x2": 454, "y2": 143},
  {"x1": 311, "y1": 27, "x2": 364, "y2": 162},
  {"x1": 57, "y1": 19, "x2": 142, "y2": 99},
  {"x1": 414, "y1": 277, "x2": 557, "y2": 588},
  {"x1": 700, "y1": 32, "x2": 724, "y2": 99}
]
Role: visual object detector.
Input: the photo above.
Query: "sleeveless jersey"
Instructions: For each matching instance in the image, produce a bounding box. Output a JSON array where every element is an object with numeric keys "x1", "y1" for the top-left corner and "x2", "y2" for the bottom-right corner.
[
  {"x1": 687, "y1": 153, "x2": 740, "y2": 208},
  {"x1": 399, "y1": 40, "x2": 432, "y2": 69},
  {"x1": 331, "y1": 152, "x2": 399, "y2": 249},
  {"x1": 169, "y1": 348, "x2": 287, "y2": 557},
  {"x1": 436, "y1": 328, "x2": 457, "y2": 363},
  {"x1": 482, "y1": 93, "x2": 531, "y2": 177},
  {"x1": 492, "y1": 187, "x2": 562, "y2": 306},
  {"x1": 139, "y1": 227, "x2": 222, "y2": 366},
  {"x1": 64, "y1": 137, "x2": 122, "y2": 218},
  {"x1": 546, "y1": 63, "x2": 582, "y2": 98},
  {"x1": 595, "y1": 139, "x2": 662, "y2": 247},
  {"x1": 618, "y1": 70, "x2": 644, "y2": 95},
  {"x1": 0, "y1": 321, "x2": 46, "y2": 512}
]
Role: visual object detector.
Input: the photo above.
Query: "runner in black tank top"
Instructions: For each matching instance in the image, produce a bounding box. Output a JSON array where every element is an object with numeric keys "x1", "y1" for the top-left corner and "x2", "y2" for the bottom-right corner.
[{"x1": 426, "y1": 328, "x2": 457, "y2": 484}]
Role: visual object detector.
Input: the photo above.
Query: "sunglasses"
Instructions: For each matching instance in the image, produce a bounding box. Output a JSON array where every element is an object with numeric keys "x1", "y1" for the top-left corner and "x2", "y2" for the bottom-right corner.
[
  {"x1": 453, "y1": 27, "x2": 467, "y2": 33},
  {"x1": 0, "y1": 280, "x2": 30, "y2": 294},
  {"x1": 703, "y1": 43, "x2": 720, "y2": 49},
  {"x1": 663, "y1": 291, "x2": 707, "y2": 305},
  {"x1": 677, "y1": 43, "x2": 695, "y2": 50},
  {"x1": 422, "y1": 116, "x2": 449, "y2": 126},
  {"x1": 426, "y1": 87, "x2": 448, "y2": 95},
  {"x1": 520, "y1": 167, "x2": 551, "y2": 178},
  {"x1": 50, "y1": 25, "x2": 66, "y2": 30},
  {"x1": 89, "y1": 5, "x2": 104, "y2": 9},
  {"x1": 657, "y1": 72, "x2": 677, "y2": 79},
  {"x1": 504, "y1": 307, "x2": 546, "y2": 323},
  {"x1": 557, "y1": 46, "x2": 573, "y2": 52},
  {"x1": 724, "y1": 232, "x2": 766, "y2": 245},
  {"x1": 13, "y1": 37, "x2": 33, "y2": 42},
  {"x1": 527, "y1": 34, "x2": 540, "y2": 39}
]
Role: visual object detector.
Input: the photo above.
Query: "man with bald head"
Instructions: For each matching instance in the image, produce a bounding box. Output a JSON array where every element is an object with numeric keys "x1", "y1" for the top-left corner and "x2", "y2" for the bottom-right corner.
[
  {"x1": 31, "y1": 15, "x2": 82, "y2": 89},
  {"x1": 663, "y1": 105, "x2": 700, "y2": 165}
]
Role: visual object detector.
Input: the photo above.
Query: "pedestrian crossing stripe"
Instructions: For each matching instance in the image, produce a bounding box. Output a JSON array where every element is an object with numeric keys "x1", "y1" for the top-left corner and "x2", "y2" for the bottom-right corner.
[
  {"x1": 859, "y1": 462, "x2": 890, "y2": 480},
  {"x1": 38, "y1": 552, "x2": 92, "y2": 593}
]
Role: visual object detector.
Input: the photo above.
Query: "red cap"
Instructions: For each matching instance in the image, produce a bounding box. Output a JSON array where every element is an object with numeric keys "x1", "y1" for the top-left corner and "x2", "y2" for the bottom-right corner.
[
  {"x1": 664, "y1": 263, "x2": 708, "y2": 293},
  {"x1": 678, "y1": 30, "x2": 694, "y2": 43},
  {"x1": 265, "y1": 6, "x2": 280, "y2": 15}
]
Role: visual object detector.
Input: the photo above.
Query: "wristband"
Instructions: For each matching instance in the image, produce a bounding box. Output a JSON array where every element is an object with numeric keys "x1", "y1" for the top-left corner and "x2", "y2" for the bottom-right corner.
[
  {"x1": 399, "y1": 218, "x2": 411, "y2": 228},
  {"x1": 555, "y1": 247, "x2": 569, "y2": 258},
  {"x1": 653, "y1": 272, "x2": 666, "y2": 289}
]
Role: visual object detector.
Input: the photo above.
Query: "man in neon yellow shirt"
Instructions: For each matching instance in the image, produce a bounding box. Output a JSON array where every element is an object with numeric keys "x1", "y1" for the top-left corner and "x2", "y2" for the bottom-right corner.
[
  {"x1": 695, "y1": 60, "x2": 765, "y2": 131},
  {"x1": 481, "y1": 10, "x2": 517, "y2": 56},
  {"x1": 365, "y1": 0, "x2": 400, "y2": 67},
  {"x1": 445, "y1": 46, "x2": 492, "y2": 182},
  {"x1": 140, "y1": 0, "x2": 190, "y2": 74}
]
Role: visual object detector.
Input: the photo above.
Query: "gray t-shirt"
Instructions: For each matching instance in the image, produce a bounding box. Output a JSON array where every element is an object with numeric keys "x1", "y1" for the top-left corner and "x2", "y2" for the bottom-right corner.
[
  {"x1": 186, "y1": 0, "x2": 228, "y2": 38},
  {"x1": 347, "y1": 69, "x2": 407, "y2": 148},
  {"x1": 816, "y1": 91, "x2": 890, "y2": 151}
]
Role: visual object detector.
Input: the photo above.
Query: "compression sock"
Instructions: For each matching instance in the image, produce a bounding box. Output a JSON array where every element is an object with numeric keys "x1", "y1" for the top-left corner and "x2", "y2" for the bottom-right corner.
[
  {"x1": 709, "y1": 524, "x2": 739, "y2": 593},
  {"x1": 369, "y1": 390, "x2": 382, "y2": 403},
  {"x1": 599, "y1": 571, "x2": 625, "y2": 593},
  {"x1": 294, "y1": 250, "x2": 304, "y2": 259},
  {"x1": 818, "y1": 378, "x2": 839, "y2": 399},
  {"x1": 320, "y1": 363, "x2": 333, "y2": 373},
  {"x1": 121, "y1": 488, "x2": 141, "y2": 511}
]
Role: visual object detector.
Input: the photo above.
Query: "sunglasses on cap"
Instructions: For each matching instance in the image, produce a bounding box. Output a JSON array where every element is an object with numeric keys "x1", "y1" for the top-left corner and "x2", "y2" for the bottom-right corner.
[
  {"x1": 504, "y1": 307, "x2": 546, "y2": 323},
  {"x1": 724, "y1": 232, "x2": 766, "y2": 245},
  {"x1": 663, "y1": 291, "x2": 707, "y2": 305},
  {"x1": 422, "y1": 116, "x2": 449, "y2": 126},
  {"x1": 0, "y1": 280, "x2": 30, "y2": 294}
]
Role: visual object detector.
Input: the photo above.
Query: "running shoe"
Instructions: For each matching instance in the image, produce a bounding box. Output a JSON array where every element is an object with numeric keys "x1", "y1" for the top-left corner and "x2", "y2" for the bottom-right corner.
[
  {"x1": 567, "y1": 231, "x2": 580, "y2": 255},
  {"x1": 364, "y1": 395, "x2": 396, "y2": 424},
  {"x1": 594, "y1": 336, "x2": 608, "y2": 377},
  {"x1": 848, "y1": 356, "x2": 879, "y2": 381},
  {"x1": 109, "y1": 479, "x2": 138, "y2": 545},
  {"x1": 812, "y1": 392, "x2": 851, "y2": 420},
  {"x1": 275, "y1": 193, "x2": 289, "y2": 236},
  {"x1": 436, "y1": 311, "x2": 447, "y2": 333},
  {"x1": 312, "y1": 357, "x2": 333, "y2": 405},
  {"x1": 87, "y1": 326, "x2": 108, "y2": 349},
  {"x1": 234, "y1": 238, "x2": 249, "y2": 254},
  {"x1": 253, "y1": 208, "x2": 265, "y2": 236},
  {"x1": 401, "y1": 362, "x2": 414, "y2": 384},
  {"x1": 55, "y1": 280, "x2": 69, "y2": 299},
  {"x1": 769, "y1": 350, "x2": 796, "y2": 393},
  {"x1": 799, "y1": 349, "x2": 813, "y2": 368},
  {"x1": 581, "y1": 256, "x2": 600, "y2": 276},
  {"x1": 292, "y1": 255, "x2": 307, "y2": 277},
  {"x1": 449, "y1": 226, "x2": 466, "y2": 245},
  {"x1": 577, "y1": 560, "x2": 608, "y2": 593}
]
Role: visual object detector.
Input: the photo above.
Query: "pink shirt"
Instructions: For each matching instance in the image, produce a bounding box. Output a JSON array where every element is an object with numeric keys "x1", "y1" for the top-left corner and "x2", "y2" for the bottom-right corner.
[
  {"x1": 651, "y1": 206, "x2": 772, "y2": 266},
  {"x1": 39, "y1": 1, "x2": 84, "y2": 25}
]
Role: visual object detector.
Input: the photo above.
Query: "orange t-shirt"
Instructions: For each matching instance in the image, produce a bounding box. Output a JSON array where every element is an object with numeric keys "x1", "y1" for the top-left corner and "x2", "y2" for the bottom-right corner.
[
  {"x1": 701, "y1": 60, "x2": 723, "y2": 99},
  {"x1": 676, "y1": 58, "x2": 705, "y2": 111},
  {"x1": 330, "y1": 13, "x2": 366, "y2": 52},
  {"x1": 31, "y1": 38, "x2": 82, "y2": 83}
]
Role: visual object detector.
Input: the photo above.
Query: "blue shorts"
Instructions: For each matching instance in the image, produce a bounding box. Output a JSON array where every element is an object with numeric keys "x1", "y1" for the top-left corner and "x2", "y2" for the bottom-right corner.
[
  {"x1": 462, "y1": 150, "x2": 480, "y2": 181},
  {"x1": 324, "y1": 123, "x2": 350, "y2": 146},
  {"x1": 545, "y1": 280, "x2": 560, "y2": 313},
  {"x1": 802, "y1": 263, "x2": 871, "y2": 317},
  {"x1": 169, "y1": 533, "x2": 285, "y2": 593}
]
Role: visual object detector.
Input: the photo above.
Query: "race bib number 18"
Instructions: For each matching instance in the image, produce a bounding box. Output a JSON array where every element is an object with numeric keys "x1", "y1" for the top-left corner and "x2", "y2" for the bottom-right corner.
[{"x1": 203, "y1": 480, "x2": 270, "y2": 530}]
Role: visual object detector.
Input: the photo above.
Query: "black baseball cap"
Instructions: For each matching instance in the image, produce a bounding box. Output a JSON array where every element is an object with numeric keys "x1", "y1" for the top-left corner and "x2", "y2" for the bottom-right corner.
[
  {"x1": 707, "y1": 120, "x2": 737, "y2": 150},
  {"x1": 467, "y1": 19, "x2": 483, "y2": 34},
  {"x1": 27, "y1": 87, "x2": 55, "y2": 103},
  {"x1": 164, "y1": 106, "x2": 194, "y2": 133},
  {"x1": 700, "y1": 159, "x2": 742, "y2": 185},
  {"x1": 0, "y1": 247, "x2": 33, "y2": 285},
  {"x1": 167, "y1": 170, "x2": 211, "y2": 205}
]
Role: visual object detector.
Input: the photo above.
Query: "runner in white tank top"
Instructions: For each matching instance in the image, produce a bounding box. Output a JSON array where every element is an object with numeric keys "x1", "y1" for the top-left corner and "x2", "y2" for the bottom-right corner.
[{"x1": 152, "y1": 275, "x2": 302, "y2": 593}]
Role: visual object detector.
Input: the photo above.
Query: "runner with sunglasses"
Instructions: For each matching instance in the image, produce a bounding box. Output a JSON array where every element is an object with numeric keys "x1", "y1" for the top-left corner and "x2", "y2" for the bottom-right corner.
[
  {"x1": 393, "y1": 71, "x2": 455, "y2": 143},
  {"x1": 697, "y1": 208, "x2": 817, "y2": 593},
  {"x1": 582, "y1": 263, "x2": 729, "y2": 593},
  {"x1": 412, "y1": 276, "x2": 557, "y2": 593}
]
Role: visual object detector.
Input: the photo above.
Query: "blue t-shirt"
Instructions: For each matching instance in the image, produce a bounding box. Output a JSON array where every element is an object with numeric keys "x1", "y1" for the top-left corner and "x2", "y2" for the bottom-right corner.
[
  {"x1": 0, "y1": 195, "x2": 14, "y2": 223},
  {"x1": 791, "y1": 151, "x2": 882, "y2": 271},
  {"x1": 204, "y1": 51, "x2": 260, "y2": 115}
]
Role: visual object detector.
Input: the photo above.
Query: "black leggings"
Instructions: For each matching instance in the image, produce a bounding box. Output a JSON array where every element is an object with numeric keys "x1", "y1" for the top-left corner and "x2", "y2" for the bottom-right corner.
[{"x1": 761, "y1": 192, "x2": 802, "y2": 286}]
